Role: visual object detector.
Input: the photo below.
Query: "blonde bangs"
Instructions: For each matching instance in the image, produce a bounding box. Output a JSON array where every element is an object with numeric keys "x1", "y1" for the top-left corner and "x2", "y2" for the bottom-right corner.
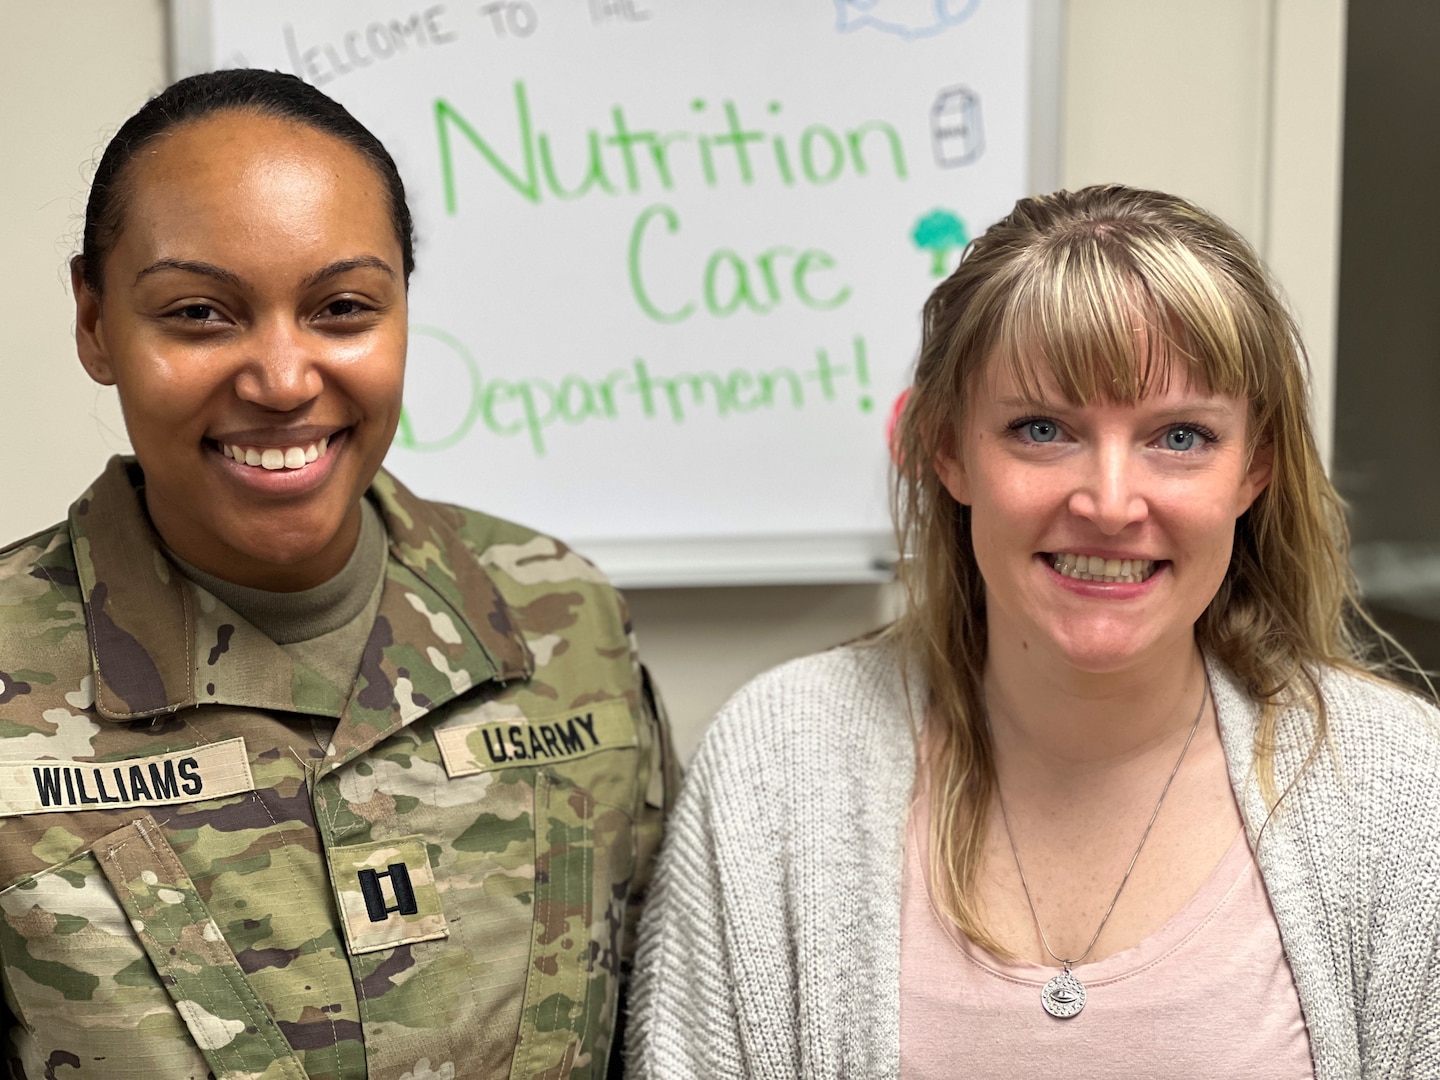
[{"x1": 984, "y1": 225, "x2": 1259, "y2": 415}]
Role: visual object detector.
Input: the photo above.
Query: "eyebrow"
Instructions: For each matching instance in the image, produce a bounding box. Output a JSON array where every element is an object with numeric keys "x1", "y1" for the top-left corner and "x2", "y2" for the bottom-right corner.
[
  {"x1": 300, "y1": 256, "x2": 396, "y2": 289},
  {"x1": 993, "y1": 395, "x2": 1237, "y2": 423},
  {"x1": 133, "y1": 255, "x2": 395, "y2": 290},
  {"x1": 134, "y1": 258, "x2": 244, "y2": 288}
]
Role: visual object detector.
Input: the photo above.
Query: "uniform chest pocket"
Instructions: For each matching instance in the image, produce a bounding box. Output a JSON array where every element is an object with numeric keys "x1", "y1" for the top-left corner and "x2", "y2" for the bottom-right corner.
[
  {"x1": 436, "y1": 701, "x2": 640, "y2": 1079},
  {"x1": 510, "y1": 758, "x2": 638, "y2": 1079},
  {"x1": 0, "y1": 814, "x2": 307, "y2": 1080},
  {"x1": 312, "y1": 696, "x2": 639, "y2": 1077}
]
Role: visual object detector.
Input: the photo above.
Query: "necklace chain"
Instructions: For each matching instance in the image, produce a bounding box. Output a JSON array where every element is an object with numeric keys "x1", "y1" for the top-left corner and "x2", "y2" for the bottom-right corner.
[{"x1": 996, "y1": 669, "x2": 1211, "y2": 973}]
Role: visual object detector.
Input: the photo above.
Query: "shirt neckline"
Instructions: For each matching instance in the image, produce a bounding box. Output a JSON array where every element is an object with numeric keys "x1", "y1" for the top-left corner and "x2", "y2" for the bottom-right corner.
[{"x1": 909, "y1": 776, "x2": 1255, "y2": 989}]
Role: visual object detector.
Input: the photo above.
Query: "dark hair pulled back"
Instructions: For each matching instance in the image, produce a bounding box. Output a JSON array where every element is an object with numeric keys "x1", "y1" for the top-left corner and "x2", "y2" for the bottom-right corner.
[{"x1": 78, "y1": 68, "x2": 415, "y2": 292}]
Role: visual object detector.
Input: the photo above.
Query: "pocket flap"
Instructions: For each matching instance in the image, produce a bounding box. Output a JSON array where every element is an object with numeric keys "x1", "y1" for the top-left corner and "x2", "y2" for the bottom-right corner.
[{"x1": 94, "y1": 813, "x2": 307, "y2": 1079}]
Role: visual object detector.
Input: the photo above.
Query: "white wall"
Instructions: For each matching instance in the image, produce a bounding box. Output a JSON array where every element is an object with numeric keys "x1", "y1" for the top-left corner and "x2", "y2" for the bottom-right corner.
[{"x1": 0, "y1": 0, "x2": 1345, "y2": 763}]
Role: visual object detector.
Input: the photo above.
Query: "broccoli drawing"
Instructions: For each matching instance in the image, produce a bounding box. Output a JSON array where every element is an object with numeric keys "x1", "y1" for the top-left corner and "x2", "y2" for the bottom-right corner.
[{"x1": 912, "y1": 209, "x2": 969, "y2": 277}]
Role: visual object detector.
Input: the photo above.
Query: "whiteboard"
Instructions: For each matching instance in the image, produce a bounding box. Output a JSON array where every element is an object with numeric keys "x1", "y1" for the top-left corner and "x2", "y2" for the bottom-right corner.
[{"x1": 173, "y1": 0, "x2": 1060, "y2": 586}]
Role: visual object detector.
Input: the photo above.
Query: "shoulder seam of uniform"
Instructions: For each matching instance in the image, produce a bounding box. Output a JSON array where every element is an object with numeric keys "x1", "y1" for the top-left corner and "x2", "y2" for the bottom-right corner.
[{"x1": 0, "y1": 521, "x2": 68, "y2": 561}]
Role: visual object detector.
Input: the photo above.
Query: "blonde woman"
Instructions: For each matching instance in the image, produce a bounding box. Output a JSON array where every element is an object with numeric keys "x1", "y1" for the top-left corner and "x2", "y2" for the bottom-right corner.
[{"x1": 627, "y1": 186, "x2": 1440, "y2": 1079}]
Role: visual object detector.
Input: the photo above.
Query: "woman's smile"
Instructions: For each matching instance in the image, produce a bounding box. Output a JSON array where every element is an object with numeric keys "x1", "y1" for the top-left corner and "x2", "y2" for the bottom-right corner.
[
  {"x1": 209, "y1": 427, "x2": 348, "y2": 495},
  {"x1": 1045, "y1": 552, "x2": 1163, "y2": 584},
  {"x1": 216, "y1": 433, "x2": 334, "y2": 471}
]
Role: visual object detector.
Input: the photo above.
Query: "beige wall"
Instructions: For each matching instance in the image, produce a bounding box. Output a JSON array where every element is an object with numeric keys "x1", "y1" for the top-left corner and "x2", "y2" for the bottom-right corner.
[
  {"x1": 0, "y1": 0, "x2": 1345, "y2": 763},
  {"x1": 1062, "y1": 0, "x2": 1345, "y2": 472},
  {"x1": 1, "y1": 0, "x2": 166, "y2": 520}
]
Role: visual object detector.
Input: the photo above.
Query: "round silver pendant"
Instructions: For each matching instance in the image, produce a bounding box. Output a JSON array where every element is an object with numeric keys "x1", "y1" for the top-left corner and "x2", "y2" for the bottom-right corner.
[{"x1": 1041, "y1": 972, "x2": 1087, "y2": 1018}]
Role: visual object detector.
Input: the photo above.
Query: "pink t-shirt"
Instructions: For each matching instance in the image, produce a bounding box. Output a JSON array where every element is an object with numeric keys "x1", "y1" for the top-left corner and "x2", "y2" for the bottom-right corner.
[{"x1": 901, "y1": 789, "x2": 1314, "y2": 1078}]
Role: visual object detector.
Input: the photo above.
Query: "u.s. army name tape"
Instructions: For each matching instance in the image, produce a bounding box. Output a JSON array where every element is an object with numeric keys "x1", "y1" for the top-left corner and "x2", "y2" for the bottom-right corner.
[{"x1": 435, "y1": 700, "x2": 635, "y2": 778}]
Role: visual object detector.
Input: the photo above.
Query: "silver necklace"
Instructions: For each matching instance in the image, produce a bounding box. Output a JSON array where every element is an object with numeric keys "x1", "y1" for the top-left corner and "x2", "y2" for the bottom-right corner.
[{"x1": 996, "y1": 670, "x2": 1210, "y2": 1019}]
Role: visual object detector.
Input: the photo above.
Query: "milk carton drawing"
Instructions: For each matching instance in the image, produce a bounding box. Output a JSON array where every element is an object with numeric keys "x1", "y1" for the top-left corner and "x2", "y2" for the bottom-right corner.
[{"x1": 931, "y1": 86, "x2": 984, "y2": 166}]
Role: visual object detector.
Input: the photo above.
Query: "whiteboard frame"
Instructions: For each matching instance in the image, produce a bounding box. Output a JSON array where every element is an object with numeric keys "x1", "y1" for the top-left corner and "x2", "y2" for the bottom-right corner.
[{"x1": 167, "y1": 1, "x2": 1063, "y2": 588}]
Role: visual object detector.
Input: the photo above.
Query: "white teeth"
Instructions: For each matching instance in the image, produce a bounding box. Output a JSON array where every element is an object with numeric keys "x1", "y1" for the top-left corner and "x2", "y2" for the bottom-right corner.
[
  {"x1": 223, "y1": 438, "x2": 332, "y2": 471},
  {"x1": 1050, "y1": 552, "x2": 1157, "y2": 584}
]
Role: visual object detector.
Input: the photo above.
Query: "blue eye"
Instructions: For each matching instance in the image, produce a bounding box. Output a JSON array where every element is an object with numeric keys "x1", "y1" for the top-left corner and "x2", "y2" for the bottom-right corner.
[
  {"x1": 1027, "y1": 420, "x2": 1058, "y2": 443},
  {"x1": 1163, "y1": 425, "x2": 1218, "y2": 451}
]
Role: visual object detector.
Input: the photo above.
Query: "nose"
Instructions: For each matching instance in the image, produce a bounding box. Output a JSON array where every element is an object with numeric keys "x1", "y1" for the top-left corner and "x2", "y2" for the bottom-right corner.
[
  {"x1": 232, "y1": 318, "x2": 324, "y2": 412},
  {"x1": 1066, "y1": 441, "x2": 1149, "y2": 533}
]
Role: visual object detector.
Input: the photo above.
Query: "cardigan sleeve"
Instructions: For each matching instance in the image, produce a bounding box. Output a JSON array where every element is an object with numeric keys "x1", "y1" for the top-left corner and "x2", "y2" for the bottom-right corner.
[
  {"x1": 623, "y1": 745, "x2": 751, "y2": 1080},
  {"x1": 1394, "y1": 935, "x2": 1440, "y2": 1075},
  {"x1": 625, "y1": 644, "x2": 915, "y2": 1079},
  {"x1": 1351, "y1": 681, "x2": 1440, "y2": 1076}
]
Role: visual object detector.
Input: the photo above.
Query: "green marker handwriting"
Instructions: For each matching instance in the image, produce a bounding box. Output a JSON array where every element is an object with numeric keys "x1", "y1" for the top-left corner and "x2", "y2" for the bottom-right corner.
[
  {"x1": 627, "y1": 203, "x2": 851, "y2": 323},
  {"x1": 437, "y1": 81, "x2": 909, "y2": 211},
  {"x1": 397, "y1": 330, "x2": 874, "y2": 457}
]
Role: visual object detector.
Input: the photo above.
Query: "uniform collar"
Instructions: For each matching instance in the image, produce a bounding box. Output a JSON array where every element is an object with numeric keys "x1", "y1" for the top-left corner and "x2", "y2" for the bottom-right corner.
[{"x1": 72, "y1": 456, "x2": 532, "y2": 727}]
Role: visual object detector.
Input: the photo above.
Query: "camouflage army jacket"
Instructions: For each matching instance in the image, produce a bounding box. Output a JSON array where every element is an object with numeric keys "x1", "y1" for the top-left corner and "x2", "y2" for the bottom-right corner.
[{"x1": 0, "y1": 457, "x2": 673, "y2": 1080}]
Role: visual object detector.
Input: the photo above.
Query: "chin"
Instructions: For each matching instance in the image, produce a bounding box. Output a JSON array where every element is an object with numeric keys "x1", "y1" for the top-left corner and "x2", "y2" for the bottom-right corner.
[{"x1": 1044, "y1": 628, "x2": 1163, "y2": 674}]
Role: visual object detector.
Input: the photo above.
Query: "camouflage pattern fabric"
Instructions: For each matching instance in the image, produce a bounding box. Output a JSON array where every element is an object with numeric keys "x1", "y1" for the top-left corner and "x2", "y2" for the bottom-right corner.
[{"x1": 0, "y1": 457, "x2": 675, "y2": 1080}]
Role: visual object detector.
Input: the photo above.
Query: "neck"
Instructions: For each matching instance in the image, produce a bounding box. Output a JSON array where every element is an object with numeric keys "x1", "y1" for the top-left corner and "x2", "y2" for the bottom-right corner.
[
  {"x1": 983, "y1": 634, "x2": 1207, "y2": 782},
  {"x1": 147, "y1": 498, "x2": 363, "y2": 593}
]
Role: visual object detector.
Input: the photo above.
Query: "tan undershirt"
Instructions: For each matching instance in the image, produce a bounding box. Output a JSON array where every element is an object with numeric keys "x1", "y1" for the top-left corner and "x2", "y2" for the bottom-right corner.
[{"x1": 166, "y1": 498, "x2": 388, "y2": 695}]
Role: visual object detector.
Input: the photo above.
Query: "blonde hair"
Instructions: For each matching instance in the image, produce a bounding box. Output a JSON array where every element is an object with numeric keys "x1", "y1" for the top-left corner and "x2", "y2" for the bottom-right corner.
[{"x1": 889, "y1": 184, "x2": 1430, "y2": 955}]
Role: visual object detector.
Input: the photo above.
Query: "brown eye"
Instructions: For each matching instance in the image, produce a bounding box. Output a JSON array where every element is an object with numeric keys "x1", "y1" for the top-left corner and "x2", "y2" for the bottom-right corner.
[
  {"x1": 325, "y1": 299, "x2": 364, "y2": 317},
  {"x1": 181, "y1": 303, "x2": 215, "y2": 321}
]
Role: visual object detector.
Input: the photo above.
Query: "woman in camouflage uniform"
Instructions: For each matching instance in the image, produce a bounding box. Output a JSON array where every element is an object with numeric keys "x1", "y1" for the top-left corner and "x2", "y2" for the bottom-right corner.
[{"x1": 0, "y1": 69, "x2": 671, "y2": 1080}]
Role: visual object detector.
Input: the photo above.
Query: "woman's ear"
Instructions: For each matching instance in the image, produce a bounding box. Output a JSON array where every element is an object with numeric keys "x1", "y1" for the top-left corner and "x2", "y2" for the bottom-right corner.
[
  {"x1": 1236, "y1": 439, "x2": 1274, "y2": 516},
  {"x1": 72, "y1": 256, "x2": 115, "y2": 386},
  {"x1": 934, "y1": 440, "x2": 971, "y2": 506}
]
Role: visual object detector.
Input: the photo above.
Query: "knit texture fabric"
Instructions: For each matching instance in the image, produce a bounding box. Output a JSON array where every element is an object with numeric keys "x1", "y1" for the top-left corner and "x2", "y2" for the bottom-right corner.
[{"x1": 626, "y1": 641, "x2": 1440, "y2": 1079}]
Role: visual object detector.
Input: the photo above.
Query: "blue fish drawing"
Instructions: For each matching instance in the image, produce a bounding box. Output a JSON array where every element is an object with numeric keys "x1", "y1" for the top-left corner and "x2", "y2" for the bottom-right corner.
[{"x1": 833, "y1": 0, "x2": 981, "y2": 41}]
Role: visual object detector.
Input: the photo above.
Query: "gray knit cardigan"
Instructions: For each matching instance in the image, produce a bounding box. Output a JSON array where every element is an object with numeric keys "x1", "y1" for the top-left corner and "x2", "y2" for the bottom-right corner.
[{"x1": 626, "y1": 642, "x2": 1440, "y2": 1079}]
